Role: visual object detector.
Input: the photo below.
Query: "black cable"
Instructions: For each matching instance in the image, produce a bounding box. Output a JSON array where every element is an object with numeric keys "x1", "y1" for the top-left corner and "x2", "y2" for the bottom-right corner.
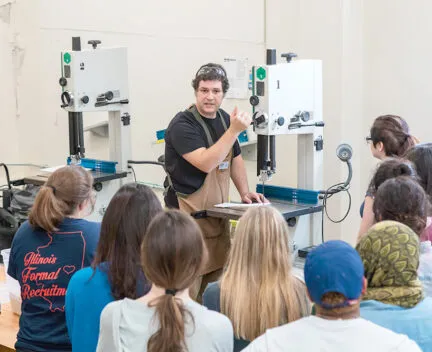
[
  {"x1": 0, "y1": 163, "x2": 12, "y2": 190},
  {"x1": 127, "y1": 160, "x2": 165, "y2": 168},
  {"x1": 322, "y1": 182, "x2": 352, "y2": 224}
]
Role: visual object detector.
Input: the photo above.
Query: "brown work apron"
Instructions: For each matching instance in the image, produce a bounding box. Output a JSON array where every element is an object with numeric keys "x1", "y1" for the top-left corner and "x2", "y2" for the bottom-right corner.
[{"x1": 176, "y1": 105, "x2": 231, "y2": 274}]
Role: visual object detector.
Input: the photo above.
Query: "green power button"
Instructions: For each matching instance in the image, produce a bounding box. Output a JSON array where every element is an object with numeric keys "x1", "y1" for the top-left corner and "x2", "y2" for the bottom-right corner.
[
  {"x1": 64, "y1": 52, "x2": 71, "y2": 64},
  {"x1": 256, "y1": 67, "x2": 266, "y2": 80}
]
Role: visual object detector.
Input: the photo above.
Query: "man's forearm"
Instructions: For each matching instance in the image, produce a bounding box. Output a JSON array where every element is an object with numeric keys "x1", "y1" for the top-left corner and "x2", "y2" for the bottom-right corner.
[
  {"x1": 231, "y1": 155, "x2": 249, "y2": 197},
  {"x1": 183, "y1": 128, "x2": 239, "y2": 173}
]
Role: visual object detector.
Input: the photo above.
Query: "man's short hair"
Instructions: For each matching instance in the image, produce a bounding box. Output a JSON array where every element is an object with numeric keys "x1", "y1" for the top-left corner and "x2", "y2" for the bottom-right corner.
[
  {"x1": 304, "y1": 240, "x2": 364, "y2": 309},
  {"x1": 192, "y1": 63, "x2": 230, "y2": 94}
]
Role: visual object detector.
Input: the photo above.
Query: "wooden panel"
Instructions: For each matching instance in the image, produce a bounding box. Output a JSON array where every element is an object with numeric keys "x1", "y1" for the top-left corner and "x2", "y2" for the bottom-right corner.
[{"x1": 0, "y1": 265, "x2": 19, "y2": 351}]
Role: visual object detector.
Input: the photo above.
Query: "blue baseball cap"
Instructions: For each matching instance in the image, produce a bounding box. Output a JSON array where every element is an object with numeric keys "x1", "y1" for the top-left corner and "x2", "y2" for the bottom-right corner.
[{"x1": 304, "y1": 240, "x2": 364, "y2": 308}]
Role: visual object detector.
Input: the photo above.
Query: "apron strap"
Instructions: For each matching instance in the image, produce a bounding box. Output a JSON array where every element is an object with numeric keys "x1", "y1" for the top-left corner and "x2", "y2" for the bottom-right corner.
[
  {"x1": 172, "y1": 105, "x2": 233, "y2": 198},
  {"x1": 189, "y1": 105, "x2": 215, "y2": 146},
  {"x1": 218, "y1": 110, "x2": 228, "y2": 131}
]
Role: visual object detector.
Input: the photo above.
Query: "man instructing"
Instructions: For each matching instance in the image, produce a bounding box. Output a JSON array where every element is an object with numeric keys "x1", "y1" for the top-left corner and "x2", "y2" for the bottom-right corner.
[{"x1": 164, "y1": 63, "x2": 265, "y2": 299}]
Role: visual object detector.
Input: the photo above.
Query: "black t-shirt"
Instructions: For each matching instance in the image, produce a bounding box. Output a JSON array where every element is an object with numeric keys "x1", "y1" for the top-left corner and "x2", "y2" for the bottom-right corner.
[{"x1": 164, "y1": 108, "x2": 241, "y2": 206}]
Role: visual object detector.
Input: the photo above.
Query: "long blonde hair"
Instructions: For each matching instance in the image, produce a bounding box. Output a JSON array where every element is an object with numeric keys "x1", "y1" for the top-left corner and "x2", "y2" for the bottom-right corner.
[{"x1": 220, "y1": 206, "x2": 310, "y2": 341}]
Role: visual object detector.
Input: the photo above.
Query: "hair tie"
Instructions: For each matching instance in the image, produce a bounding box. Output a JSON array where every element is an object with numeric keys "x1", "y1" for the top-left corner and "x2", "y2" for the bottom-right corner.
[
  {"x1": 47, "y1": 185, "x2": 56, "y2": 195},
  {"x1": 165, "y1": 289, "x2": 177, "y2": 296}
]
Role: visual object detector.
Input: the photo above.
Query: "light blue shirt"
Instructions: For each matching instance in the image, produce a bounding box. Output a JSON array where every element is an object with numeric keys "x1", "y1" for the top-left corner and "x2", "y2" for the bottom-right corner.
[
  {"x1": 360, "y1": 298, "x2": 432, "y2": 352},
  {"x1": 419, "y1": 241, "x2": 432, "y2": 296}
]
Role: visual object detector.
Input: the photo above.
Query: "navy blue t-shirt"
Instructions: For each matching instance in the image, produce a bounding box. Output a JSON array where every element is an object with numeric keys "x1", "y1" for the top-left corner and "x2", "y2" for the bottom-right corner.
[{"x1": 8, "y1": 218, "x2": 100, "y2": 352}]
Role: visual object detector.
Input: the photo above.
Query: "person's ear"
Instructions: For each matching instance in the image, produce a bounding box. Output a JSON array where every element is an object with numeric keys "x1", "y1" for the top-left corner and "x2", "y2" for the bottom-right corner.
[
  {"x1": 376, "y1": 141, "x2": 384, "y2": 153},
  {"x1": 77, "y1": 199, "x2": 89, "y2": 212},
  {"x1": 361, "y1": 276, "x2": 368, "y2": 295}
]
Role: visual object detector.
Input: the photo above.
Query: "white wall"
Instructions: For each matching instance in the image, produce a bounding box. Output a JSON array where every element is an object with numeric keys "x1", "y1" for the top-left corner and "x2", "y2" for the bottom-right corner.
[
  {"x1": 362, "y1": 0, "x2": 429, "y2": 188},
  {"x1": 2, "y1": 0, "x2": 431, "y2": 244},
  {"x1": 0, "y1": 0, "x2": 265, "y2": 183},
  {"x1": 0, "y1": 1, "x2": 20, "y2": 185},
  {"x1": 266, "y1": 0, "x2": 364, "y2": 243}
]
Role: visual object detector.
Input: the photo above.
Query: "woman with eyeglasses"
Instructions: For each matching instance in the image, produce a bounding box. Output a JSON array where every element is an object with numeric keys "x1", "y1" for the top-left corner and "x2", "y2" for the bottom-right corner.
[
  {"x1": 357, "y1": 115, "x2": 417, "y2": 239},
  {"x1": 7, "y1": 166, "x2": 100, "y2": 352}
]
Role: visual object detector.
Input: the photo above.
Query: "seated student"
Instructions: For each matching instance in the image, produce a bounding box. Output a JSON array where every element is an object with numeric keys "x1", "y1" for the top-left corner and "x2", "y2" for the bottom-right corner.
[
  {"x1": 357, "y1": 221, "x2": 432, "y2": 352},
  {"x1": 65, "y1": 183, "x2": 162, "y2": 352},
  {"x1": 97, "y1": 210, "x2": 233, "y2": 352},
  {"x1": 358, "y1": 115, "x2": 416, "y2": 238},
  {"x1": 357, "y1": 158, "x2": 417, "y2": 242},
  {"x1": 203, "y1": 206, "x2": 310, "y2": 351},
  {"x1": 243, "y1": 240, "x2": 420, "y2": 352},
  {"x1": 405, "y1": 143, "x2": 432, "y2": 241},
  {"x1": 372, "y1": 177, "x2": 432, "y2": 296},
  {"x1": 7, "y1": 166, "x2": 100, "y2": 352},
  {"x1": 373, "y1": 177, "x2": 428, "y2": 236}
]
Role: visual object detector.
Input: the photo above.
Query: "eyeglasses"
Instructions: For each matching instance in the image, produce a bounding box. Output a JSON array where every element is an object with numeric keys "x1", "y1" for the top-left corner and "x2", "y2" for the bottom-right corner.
[
  {"x1": 197, "y1": 88, "x2": 223, "y2": 96},
  {"x1": 365, "y1": 136, "x2": 373, "y2": 144}
]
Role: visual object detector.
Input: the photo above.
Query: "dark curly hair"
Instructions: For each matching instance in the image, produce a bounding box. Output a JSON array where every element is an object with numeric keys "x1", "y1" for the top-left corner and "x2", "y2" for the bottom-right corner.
[
  {"x1": 405, "y1": 143, "x2": 432, "y2": 198},
  {"x1": 368, "y1": 158, "x2": 417, "y2": 196},
  {"x1": 373, "y1": 177, "x2": 428, "y2": 236},
  {"x1": 369, "y1": 115, "x2": 415, "y2": 157},
  {"x1": 192, "y1": 63, "x2": 230, "y2": 94}
]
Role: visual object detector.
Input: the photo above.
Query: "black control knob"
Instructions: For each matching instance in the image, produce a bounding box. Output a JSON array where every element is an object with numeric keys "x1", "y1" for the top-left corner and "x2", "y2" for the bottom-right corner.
[
  {"x1": 88, "y1": 40, "x2": 101, "y2": 49},
  {"x1": 81, "y1": 96, "x2": 89, "y2": 104},
  {"x1": 105, "y1": 91, "x2": 114, "y2": 101},
  {"x1": 59, "y1": 77, "x2": 67, "y2": 87},
  {"x1": 60, "y1": 91, "x2": 74, "y2": 108},
  {"x1": 277, "y1": 116, "x2": 285, "y2": 126},
  {"x1": 287, "y1": 217, "x2": 297, "y2": 227},
  {"x1": 281, "y1": 52, "x2": 298, "y2": 63},
  {"x1": 254, "y1": 113, "x2": 267, "y2": 126},
  {"x1": 249, "y1": 95, "x2": 260, "y2": 107}
]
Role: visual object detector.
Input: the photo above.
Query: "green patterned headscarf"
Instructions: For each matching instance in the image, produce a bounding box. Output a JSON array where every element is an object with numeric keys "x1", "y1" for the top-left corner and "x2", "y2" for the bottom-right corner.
[{"x1": 356, "y1": 220, "x2": 423, "y2": 308}]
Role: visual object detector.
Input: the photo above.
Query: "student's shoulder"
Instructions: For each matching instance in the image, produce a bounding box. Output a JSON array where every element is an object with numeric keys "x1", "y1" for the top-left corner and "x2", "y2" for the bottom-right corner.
[
  {"x1": 101, "y1": 299, "x2": 125, "y2": 320},
  {"x1": 190, "y1": 300, "x2": 232, "y2": 331},
  {"x1": 13, "y1": 220, "x2": 33, "y2": 238},
  {"x1": 69, "y1": 266, "x2": 97, "y2": 285},
  {"x1": 356, "y1": 318, "x2": 419, "y2": 344},
  {"x1": 79, "y1": 219, "x2": 101, "y2": 231},
  {"x1": 203, "y1": 281, "x2": 220, "y2": 297},
  {"x1": 77, "y1": 219, "x2": 101, "y2": 240}
]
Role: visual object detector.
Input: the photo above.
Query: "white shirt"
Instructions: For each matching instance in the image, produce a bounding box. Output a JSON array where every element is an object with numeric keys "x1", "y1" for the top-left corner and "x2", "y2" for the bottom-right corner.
[
  {"x1": 243, "y1": 316, "x2": 421, "y2": 352},
  {"x1": 96, "y1": 298, "x2": 233, "y2": 352}
]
